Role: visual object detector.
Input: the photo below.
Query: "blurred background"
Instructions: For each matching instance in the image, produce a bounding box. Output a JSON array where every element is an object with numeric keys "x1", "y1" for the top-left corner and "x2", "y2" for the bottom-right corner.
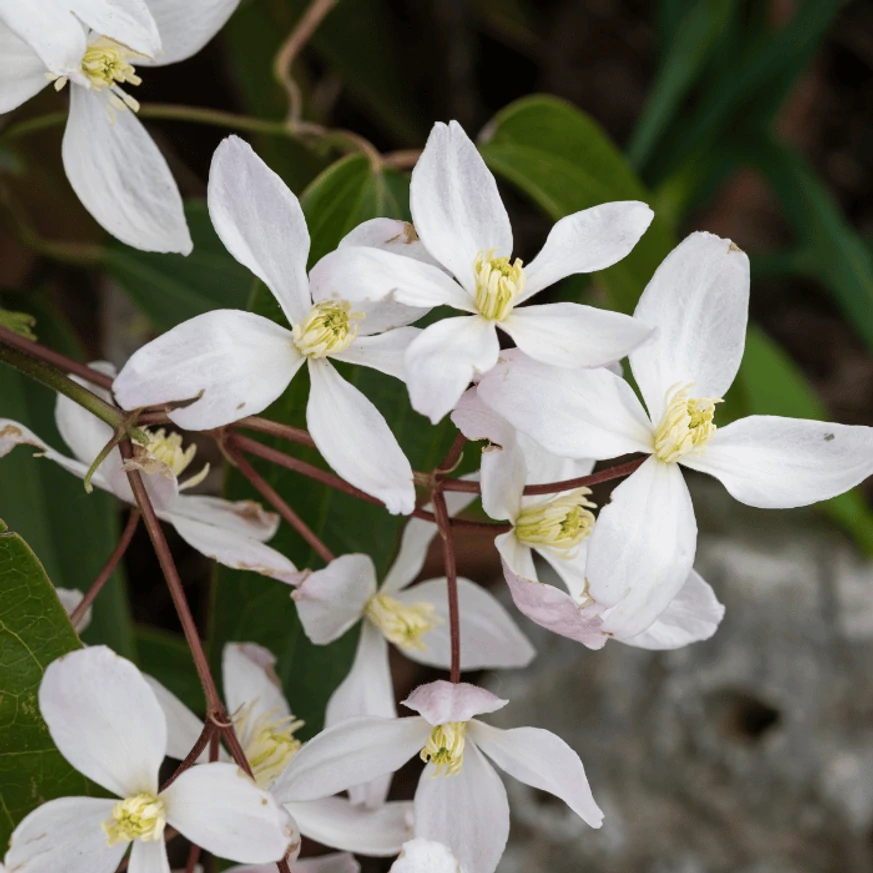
[{"x1": 2, "y1": 1, "x2": 873, "y2": 871}]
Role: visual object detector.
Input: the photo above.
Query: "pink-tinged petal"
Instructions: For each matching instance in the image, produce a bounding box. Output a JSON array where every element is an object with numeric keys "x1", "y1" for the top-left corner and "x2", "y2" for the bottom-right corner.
[
  {"x1": 402, "y1": 680, "x2": 507, "y2": 725},
  {"x1": 414, "y1": 743, "x2": 509, "y2": 873},
  {"x1": 390, "y1": 839, "x2": 461, "y2": 873},
  {"x1": 501, "y1": 559, "x2": 607, "y2": 650},
  {"x1": 410, "y1": 121, "x2": 512, "y2": 294},
  {"x1": 502, "y1": 302, "x2": 653, "y2": 370},
  {"x1": 682, "y1": 416, "x2": 873, "y2": 509},
  {"x1": 494, "y1": 530, "x2": 537, "y2": 581},
  {"x1": 39, "y1": 646, "x2": 166, "y2": 797},
  {"x1": 163, "y1": 763, "x2": 296, "y2": 864},
  {"x1": 285, "y1": 797, "x2": 413, "y2": 857},
  {"x1": 396, "y1": 578, "x2": 536, "y2": 670},
  {"x1": 630, "y1": 231, "x2": 750, "y2": 423},
  {"x1": 0, "y1": 21, "x2": 49, "y2": 113},
  {"x1": 536, "y1": 542, "x2": 590, "y2": 601},
  {"x1": 272, "y1": 717, "x2": 428, "y2": 803},
  {"x1": 477, "y1": 353, "x2": 653, "y2": 460},
  {"x1": 469, "y1": 721, "x2": 603, "y2": 827},
  {"x1": 70, "y1": 0, "x2": 161, "y2": 56},
  {"x1": 208, "y1": 136, "x2": 311, "y2": 325},
  {"x1": 226, "y1": 854, "x2": 359, "y2": 873},
  {"x1": 0, "y1": 0, "x2": 86, "y2": 76},
  {"x1": 56, "y1": 587, "x2": 91, "y2": 633},
  {"x1": 5, "y1": 797, "x2": 124, "y2": 873},
  {"x1": 307, "y1": 361, "x2": 415, "y2": 515},
  {"x1": 520, "y1": 201, "x2": 654, "y2": 301},
  {"x1": 128, "y1": 839, "x2": 170, "y2": 873},
  {"x1": 309, "y1": 245, "x2": 474, "y2": 313},
  {"x1": 144, "y1": 675, "x2": 211, "y2": 763},
  {"x1": 339, "y1": 217, "x2": 443, "y2": 270},
  {"x1": 222, "y1": 643, "x2": 291, "y2": 731},
  {"x1": 113, "y1": 310, "x2": 302, "y2": 431},
  {"x1": 405, "y1": 316, "x2": 500, "y2": 425},
  {"x1": 331, "y1": 327, "x2": 420, "y2": 381},
  {"x1": 138, "y1": 0, "x2": 239, "y2": 66},
  {"x1": 293, "y1": 553, "x2": 377, "y2": 645},
  {"x1": 587, "y1": 458, "x2": 697, "y2": 638},
  {"x1": 64, "y1": 88, "x2": 192, "y2": 255},
  {"x1": 166, "y1": 495, "x2": 278, "y2": 543},
  {"x1": 624, "y1": 569, "x2": 724, "y2": 650}
]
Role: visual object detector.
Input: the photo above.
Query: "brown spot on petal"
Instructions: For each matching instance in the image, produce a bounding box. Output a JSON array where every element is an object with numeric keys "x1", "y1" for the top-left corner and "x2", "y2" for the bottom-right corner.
[{"x1": 728, "y1": 241, "x2": 744, "y2": 254}]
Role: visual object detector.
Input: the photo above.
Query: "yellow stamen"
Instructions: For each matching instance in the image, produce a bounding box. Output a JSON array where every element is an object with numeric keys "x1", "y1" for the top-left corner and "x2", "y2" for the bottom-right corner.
[
  {"x1": 102, "y1": 793, "x2": 165, "y2": 846},
  {"x1": 235, "y1": 703, "x2": 304, "y2": 789},
  {"x1": 292, "y1": 300, "x2": 362, "y2": 359},
  {"x1": 653, "y1": 384, "x2": 722, "y2": 464},
  {"x1": 365, "y1": 593, "x2": 441, "y2": 651},
  {"x1": 79, "y1": 37, "x2": 144, "y2": 114},
  {"x1": 141, "y1": 428, "x2": 210, "y2": 490},
  {"x1": 420, "y1": 722, "x2": 467, "y2": 777},
  {"x1": 515, "y1": 488, "x2": 596, "y2": 553},
  {"x1": 474, "y1": 249, "x2": 525, "y2": 321}
]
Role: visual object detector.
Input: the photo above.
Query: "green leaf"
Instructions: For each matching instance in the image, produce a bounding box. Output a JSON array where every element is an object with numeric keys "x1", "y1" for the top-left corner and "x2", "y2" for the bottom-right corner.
[
  {"x1": 479, "y1": 95, "x2": 675, "y2": 313},
  {"x1": 104, "y1": 200, "x2": 255, "y2": 333},
  {"x1": 135, "y1": 626, "x2": 204, "y2": 714},
  {"x1": 0, "y1": 294, "x2": 135, "y2": 658},
  {"x1": 0, "y1": 518, "x2": 104, "y2": 845}
]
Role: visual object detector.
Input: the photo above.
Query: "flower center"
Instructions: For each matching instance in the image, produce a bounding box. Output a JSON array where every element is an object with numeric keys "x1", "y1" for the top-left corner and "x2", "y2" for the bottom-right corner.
[
  {"x1": 515, "y1": 488, "x2": 596, "y2": 553},
  {"x1": 652, "y1": 384, "x2": 722, "y2": 464},
  {"x1": 365, "y1": 593, "x2": 441, "y2": 651},
  {"x1": 102, "y1": 793, "x2": 166, "y2": 846},
  {"x1": 420, "y1": 722, "x2": 467, "y2": 777},
  {"x1": 474, "y1": 249, "x2": 525, "y2": 321},
  {"x1": 140, "y1": 428, "x2": 210, "y2": 491},
  {"x1": 235, "y1": 703, "x2": 304, "y2": 789},
  {"x1": 292, "y1": 300, "x2": 362, "y2": 359}
]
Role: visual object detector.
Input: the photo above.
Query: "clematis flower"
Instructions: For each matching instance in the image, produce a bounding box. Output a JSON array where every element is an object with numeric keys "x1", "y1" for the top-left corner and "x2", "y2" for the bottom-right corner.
[
  {"x1": 0, "y1": 0, "x2": 240, "y2": 253},
  {"x1": 274, "y1": 680, "x2": 602, "y2": 873},
  {"x1": 477, "y1": 231, "x2": 873, "y2": 638},
  {"x1": 0, "y1": 363, "x2": 300, "y2": 584},
  {"x1": 5, "y1": 646, "x2": 296, "y2": 873},
  {"x1": 309, "y1": 121, "x2": 655, "y2": 423},
  {"x1": 292, "y1": 505, "x2": 535, "y2": 806},
  {"x1": 113, "y1": 135, "x2": 419, "y2": 514},
  {"x1": 148, "y1": 641, "x2": 414, "y2": 858},
  {"x1": 390, "y1": 839, "x2": 463, "y2": 873}
]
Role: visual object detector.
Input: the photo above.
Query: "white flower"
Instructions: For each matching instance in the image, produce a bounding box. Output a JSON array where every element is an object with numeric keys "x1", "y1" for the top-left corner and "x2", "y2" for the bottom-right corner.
[
  {"x1": 0, "y1": 362, "x2": 300, "y2": 584},
  {"x1": 55, "y1": 587, "x2": 92, "y2": 633},
  {"x1": 4, "y1": 646, "x2": 296, "y2": 873},
  {"x1": 148, "y1": 641, "x2": 415, "y2": 858},
  {"x1": 292, "y1": 511, "x2": 535, "y2": 806},
  {"x1": 227, "y1": 855, "x2": 360, "y2": 873},
  {"x1": 113, "y1": 135, "x2": 420, "y2": 515},
  {"x1": 391, "y1": 839, "x2": 463, "y2": 873},
  {"x1": 477, "y1": 231, "x2": 873, "y2": 637},
  {"x1": 308, "y1": 121, "x2": 656, "y2": 423},
  {"x1": 452, "y1": 381, "x2": 725, "y2": 649},
  {"x1": 0, "y1": 0, "x2": 239, "y2": 253},
  {"x1": 273, "y1": 680, "x2": 603, "y2": 873}
]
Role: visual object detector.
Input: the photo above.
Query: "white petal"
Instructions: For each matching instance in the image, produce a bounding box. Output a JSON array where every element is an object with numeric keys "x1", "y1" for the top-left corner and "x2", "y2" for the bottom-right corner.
[
  {"x1": 502, "y1": 559, "x2": 608, "y2": 650},
  {"x1": 128, "y1": 839, "x2": 170, "y2": 873},
  {"x1": 0, "y1": 0, "x2": 85, "y2": 76},
  {"x1": 414, "y1": 743, "x2": 509, "y2": 873},
  {"x1": 56, "y1": 587, "x2": 92, "y2": 633},
  {"x1": 140, "y1": 0, "x2": 238, "y2": 66},
  {"x1": 405, "y1": 316, "x2": 500, "y2": 425},
  {"x1": 70, "y1": 0, "x2": 161, "y2": 56},
  {"x1": 518, "y1": 432, "x2": 595, "y2": 486},
  {"x1": 63, "y1": 88, "x2": 191, "y2": 254},
  {"x1": 0, "y1": 21, "x2": 48, "y2": 113},
  {"x1": 396, "y1": 577, "x2": 535, "y2": 670},
  {"x1": 272, "y1": 716, "x2": 427, "y2": 803},
  {"x1": 380, "y1": 517, "x2": 441, "y2": 595},
  {"x1": 502, "y1": 302, "x2": 653, "y2": 370},
  {"x1": 222, "y1": 642, "x2": 291, "y2": 730},
  {"x1": 113, "y1": 310, "x2": 302, "y2": 431},
  {"x1": 339, "y1": 217, "x2": 444, "y2": 269},
  {"x1": 165, "y1": 510, "x2": 300, "y2": 585},
  {"x1": 226, "y1": 854, "x2": 359, "y2": 873},
  {"x1": 166, "y1": 495, "x2": 278, "y2": 543},
  {"x1": 629, "y1": 231, "x2": 750, "y2": 422},
  {"x1": 40, "y1": 646, "x2": 166, "y2": 797},
  {"x1": 55, "y1": 363, "x2": 116, "y2": 465},
  {"x1": 682, "y1": 415, "x2": 873, "y2": 509},
  {"x1": 470, "y1": 721, "x2": 603, "y2": 827},
  {"x1": 208, "y1": 136, "x2": 311, "y2": 325},
  {"x1": 285, "y1": 797, "x2": 413, "y2": 857},
  {"x1": 163, "y1": 763, "x2": 295, "y2": 864},
  {"x1": 402, "y1": 680, "x2": 507, "y2": 725},
  {"x1": 586, "y1": 458, "x2": 697, "y2": 638},
  {"x1": 519, "y1": 201, "x2": 654, "y2": 300},
  {"x1": 144, "y1": 675, "x2": 210, "y2": 762},
  {"x1": 390, "y1": 839, "x2": 461, "y2": 873},
  {"x1": 309, "y1": 245, "x2": 474, "y2": 312},
  {"x1": 477, "y1": 352, "x2": 653, "y2": 460},
  {"x1": 348, "y1": 299, "x2": 429, "y2": 336},
  {"x1": 5, "y1": 797, "x2": 124, "y2": 873},
  {"x1": 293, "y1": 553, "x2": 377, "y2": 645},
  {"x1": 410, "y1": 120, "x2": 512, "y2": 294},
  {"x1": 331, "y1": 327, "x2": 419, "y2": 381},
  {"x1": 494, "y1": 530, "x2": 537, "y2": 581},
  {"x1": 536, "y1": 542, "x2": 590, "y2": 601},
  {"x1": 307, "y1": 361, "x2": 415, "y2": 515},
  {"x1": 624, "y1": 569, "x2": 724, "y2": 649}
]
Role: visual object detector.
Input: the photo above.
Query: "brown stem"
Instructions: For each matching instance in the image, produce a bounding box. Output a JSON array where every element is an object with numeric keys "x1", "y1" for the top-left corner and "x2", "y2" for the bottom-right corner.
[
  {"x1": 220, "y1": 724, "x2": 256, "y2": 779},
  {"x1": 431, "y1": 489, "x2": 461, "y2": 683},
  {"x1": 234, "y1": 416, "x2": 317, "y2": 449},
  {"x1": 522, "y1": 457, "x2": 647, "y2": 495},
  {"x1": 69, "y1": 510, "x2": 140, "y2": 629},
  {"x1": 184, "y1": 844, "x2": 201, "y2": 873},
  {"x1": 121, "y1": 440, "x2": 223, "y2": 711},
  {"x1": 437, "y1": 431, "x2": 466, "y2": 474},
  {"x1": 160, "y1": 722, "x2": 216, "y2": 792},
  {"x1": 226, "y1": 438, "x2": 335, "y2": 564}
]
